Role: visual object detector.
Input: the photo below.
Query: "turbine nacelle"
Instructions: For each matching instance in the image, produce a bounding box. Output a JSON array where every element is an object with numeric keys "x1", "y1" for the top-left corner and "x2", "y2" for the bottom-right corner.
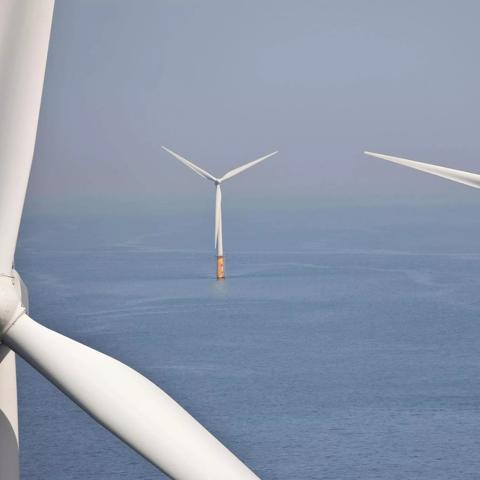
[{"x1": 0, "y1": 276, "x2": 25, "y2": 339}]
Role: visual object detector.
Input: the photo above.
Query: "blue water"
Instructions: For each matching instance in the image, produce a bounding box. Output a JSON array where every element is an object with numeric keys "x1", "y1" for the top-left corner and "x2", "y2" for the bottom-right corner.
[{"x1": 14, "y1": 207, "x2": 480, "y2": 479}]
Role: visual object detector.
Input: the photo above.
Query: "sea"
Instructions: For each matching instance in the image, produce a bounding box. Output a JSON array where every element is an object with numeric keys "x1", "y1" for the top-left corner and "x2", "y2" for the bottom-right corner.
[{"x1": 14, "y1": 205, "x2": 480, "y2": 479}]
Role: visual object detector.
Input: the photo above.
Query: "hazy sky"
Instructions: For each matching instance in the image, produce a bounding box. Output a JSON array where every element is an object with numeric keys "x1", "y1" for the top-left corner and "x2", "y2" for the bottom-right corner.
[{"x1": 28, "y1": 0, "x2": 480, "y2": 214}]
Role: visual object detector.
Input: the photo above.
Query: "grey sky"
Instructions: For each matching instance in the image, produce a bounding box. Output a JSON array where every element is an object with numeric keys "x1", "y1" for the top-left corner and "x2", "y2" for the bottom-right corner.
[{"x1": 29, "y1": 0, "x2": 480, "y2": 213}]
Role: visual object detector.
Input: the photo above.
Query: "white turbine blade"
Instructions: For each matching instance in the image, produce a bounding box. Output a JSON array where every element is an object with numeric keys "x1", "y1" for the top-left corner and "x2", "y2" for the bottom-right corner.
[
  {"x1": 220, "y1": 151, "x2": 278, "y2": 182},
  {"x1": 0, "y1": 272, "x2": 27, "y2": 480},
  {"x1": 215, "y1": 185, "x2": 222, "y2": 248},
  {"x1": 0, "y1": 345, "x2": 19, "y2": 480},
  {"x1": 3, "y1": 314, "x2": 259, "y2": 480},
  {"x1": 162, "y1": 146, "x2": 218, "y2": 182},
  {"x1": 364, "y1": 151, "x2": 480, "y2": 189},
  {"x1": 0, "y1": 0, "x2": 54, "y2": 273}
]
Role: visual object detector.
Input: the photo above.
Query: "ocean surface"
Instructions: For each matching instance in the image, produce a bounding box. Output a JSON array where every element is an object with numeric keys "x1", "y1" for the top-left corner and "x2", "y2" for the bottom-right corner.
[{"x1": 14, "y1": 206, "x2": 480, "y2": 479}]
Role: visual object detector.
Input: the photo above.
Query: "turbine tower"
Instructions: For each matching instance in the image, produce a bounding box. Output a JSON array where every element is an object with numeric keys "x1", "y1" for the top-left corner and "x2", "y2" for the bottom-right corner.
[
  {"x1": 162, "y1": 146, "x2": 278, "y2": 279},
  {"x1": 0, "y1": 1, "x2": 260, "y2": 478},
  {"x1": 364, "y1": 151, "x2": 480, "y2": 188}
]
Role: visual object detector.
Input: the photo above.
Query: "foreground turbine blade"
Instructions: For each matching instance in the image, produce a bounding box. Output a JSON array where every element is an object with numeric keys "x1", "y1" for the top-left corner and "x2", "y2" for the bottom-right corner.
[
  {"x1": 0, "y1": 345, "x2": 19, "y2": 480},
  {"x1": 364, "y1": 151, "x2": 480, "y2": 189},
  {"x1": 4, "y1": 314, "x2": 259, "y2": 480},
  {"x1": 0, "y1": 3, "x2": 54, "y2": 479},
  {"x1": 0, "y1": 0, "x2": 54, "y2": 273},
  {"x1": 220, "y1": 151, "x2": 278, "y2": 182},
  {"x1": 162, "y1": 146, "x2": 218, "y2": 182}
]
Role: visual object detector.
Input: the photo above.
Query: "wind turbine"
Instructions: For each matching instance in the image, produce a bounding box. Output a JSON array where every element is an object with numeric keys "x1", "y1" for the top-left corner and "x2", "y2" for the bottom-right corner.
[
  {"x1": 0, "y1": 2, "x2": 260, "y2": 479},
  {"x1": 162, "y1": 146, "x2": 278, "y2": 279},
  {"x1": 364, "y1": 151, "x2": 480, "y2": 188}
]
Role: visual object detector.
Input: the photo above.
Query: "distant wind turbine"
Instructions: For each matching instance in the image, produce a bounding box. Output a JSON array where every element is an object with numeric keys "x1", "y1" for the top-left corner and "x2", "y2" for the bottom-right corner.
[
  {"x1": 364, "y1": 151, "x2": 480, "y2": 188},
  {"x1": 162, "y1": 146, "x2": 278, "y2": 279}
]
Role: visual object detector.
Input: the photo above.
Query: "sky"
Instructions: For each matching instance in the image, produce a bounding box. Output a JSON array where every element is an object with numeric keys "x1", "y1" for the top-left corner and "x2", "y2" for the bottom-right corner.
[{"x1": 27, "y1": 0, "x2": 480, "y2": 215}]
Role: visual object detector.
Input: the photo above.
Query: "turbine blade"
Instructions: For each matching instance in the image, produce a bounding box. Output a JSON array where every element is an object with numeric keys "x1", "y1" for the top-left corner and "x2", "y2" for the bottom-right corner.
[
  {"x1": 220, "y1": 151, "x2": 278, "y2": 182},
  {"x1": 0, "y1": 0, "x2": 54, "y2": 273},
  {"x1": 364, "y1": 151, "x2": 480, "y2": 189},
  {"x1": 4, "y1": 314, "x2": 259, "y2": 480},
  {"x1": 0, "y1": 345, "x2": 19, "y2": 480},
  {"x1": 162, "y1": 146, "x2": 218, "y2": 182}
]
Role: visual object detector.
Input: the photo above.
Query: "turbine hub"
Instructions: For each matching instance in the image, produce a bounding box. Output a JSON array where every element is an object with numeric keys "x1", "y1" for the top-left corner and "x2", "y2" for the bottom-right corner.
[{"x1": 0, "y1": 276, "x2": 24, "y2": 340}]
